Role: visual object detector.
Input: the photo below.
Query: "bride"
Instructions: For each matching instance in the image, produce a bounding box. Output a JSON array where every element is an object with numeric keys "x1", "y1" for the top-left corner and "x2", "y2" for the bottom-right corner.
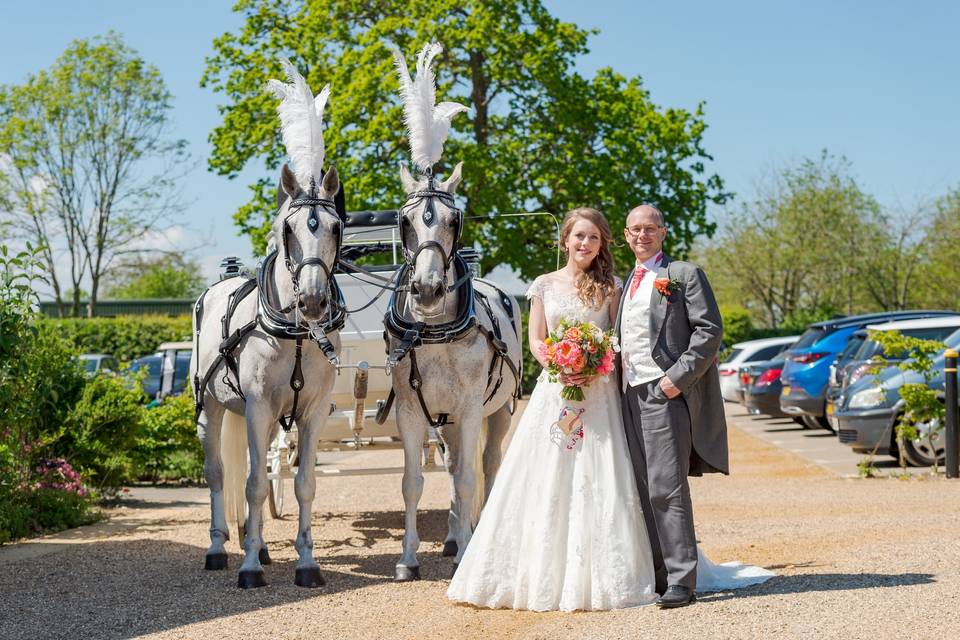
[{"x1": 447, "y1": 207, "x2": 772, "y2": 612}]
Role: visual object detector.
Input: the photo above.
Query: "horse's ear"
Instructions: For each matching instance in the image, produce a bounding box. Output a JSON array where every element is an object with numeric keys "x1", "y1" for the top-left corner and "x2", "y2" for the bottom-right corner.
[
  {"x1": 439, "y1": 162, "x2": 463, "y2": 195},
  {"x1": 399, "y1": 162, "x2": 418, "y2": 194},
  {"x1": 280, "y1": 164, "x2": 301, "y2": 198},
  {"x1": 321, "y1": 165, "x2": 339, "y2": 197}
]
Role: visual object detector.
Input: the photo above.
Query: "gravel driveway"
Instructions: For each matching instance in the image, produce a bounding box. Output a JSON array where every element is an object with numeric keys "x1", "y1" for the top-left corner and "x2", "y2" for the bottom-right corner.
[{"x1": 2, "y1": 407, "x2": 959, "y2": 640}]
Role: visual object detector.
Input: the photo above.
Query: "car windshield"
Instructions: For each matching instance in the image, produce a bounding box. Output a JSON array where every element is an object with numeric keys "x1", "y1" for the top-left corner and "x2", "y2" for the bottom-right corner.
[
  {"x1": 791, "y1": 327, "x2": 827, "y2": 350},
  {"x1": 838, "y1": 336, "x2": 865, "y2": 362},
  {"x1": 173, "y1": 352, "x2": 192, "y2": 392},
  {"x1": 722, "y1": 348, "x2": 744, "y2": 365},
  {"x1": 82, "y1": 358, "x2": 98, "y2": 373},
  {"x1": 130, "y1": 357, "x2": 162, "y2": 377}
]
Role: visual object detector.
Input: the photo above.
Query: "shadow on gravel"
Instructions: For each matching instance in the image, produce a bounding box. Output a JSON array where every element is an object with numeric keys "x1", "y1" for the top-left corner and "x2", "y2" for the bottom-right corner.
[
  {"x1": 698, "y1": 572, "x2": 935, "y2": 602},
  {"x1": 0, "y1": 533, "x2": 452, "y2": 640}
]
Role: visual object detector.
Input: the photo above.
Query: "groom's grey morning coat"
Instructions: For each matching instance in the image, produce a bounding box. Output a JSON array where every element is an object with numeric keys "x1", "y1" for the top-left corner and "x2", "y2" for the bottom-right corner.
[{"x1": 616, "y1": 254, "x2": 729, "y2": 476}]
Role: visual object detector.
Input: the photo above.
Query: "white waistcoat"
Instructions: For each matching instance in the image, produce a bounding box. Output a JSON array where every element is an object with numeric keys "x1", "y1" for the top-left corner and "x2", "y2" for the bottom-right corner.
[{"x1": 621, "y1": 268, "x2": 664, "y2": 391}]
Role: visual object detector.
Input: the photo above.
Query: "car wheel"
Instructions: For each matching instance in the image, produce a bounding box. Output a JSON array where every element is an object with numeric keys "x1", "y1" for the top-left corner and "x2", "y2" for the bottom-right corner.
[
  {"x1": 792, "y1": 417, "x2": 806, "y2": 426},
  {"x1": 800, "y1": 416, "x2": 821, "y2": 430},
  {"x1": 815, "y1": 415, "x2": 835, "y2": 433},
  {"x1": 898, "y1": 417, "x2": 945, "y2": 467}
]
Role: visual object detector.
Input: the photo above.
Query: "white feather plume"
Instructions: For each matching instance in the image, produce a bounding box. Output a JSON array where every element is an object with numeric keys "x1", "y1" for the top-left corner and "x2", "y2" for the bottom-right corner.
[
  {"x1": 392, "y1": 43, "x2": 468, "y2": 174},
  {"x1": 266, "y1": 58, "x2": 329, "y2": 188}
]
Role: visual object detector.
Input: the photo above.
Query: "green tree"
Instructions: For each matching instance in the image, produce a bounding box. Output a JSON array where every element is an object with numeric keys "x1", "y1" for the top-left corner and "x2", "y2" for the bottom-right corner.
[
  {"x1": 0, "y1": 32, "x2": 190, "y2": 317},
  {"x1": 699, "y1": 152, "x2": 883, "y2": 327},
  {"x1": 921, "y1": 189, "x2": 960, "y2": 310},
  {"x1": 104, "y1": 254, "x2": 205, "y2": 300},
  {"x1": 201, "y1": 0, "x2": 729, "y2": 275}
]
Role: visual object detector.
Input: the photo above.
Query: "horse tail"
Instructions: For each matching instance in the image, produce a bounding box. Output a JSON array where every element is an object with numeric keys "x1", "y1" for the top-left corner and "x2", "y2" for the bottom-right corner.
[
  {"x1": 221, "y1": 409, "x2": 248, "y2": 541},
  {"x1": 471, "y1": 417, "x2": 488, "y2": 527}
]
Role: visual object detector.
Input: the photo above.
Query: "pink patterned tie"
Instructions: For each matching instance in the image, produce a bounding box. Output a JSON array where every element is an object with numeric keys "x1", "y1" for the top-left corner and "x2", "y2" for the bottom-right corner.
[{"x1": 629, "y1": 266, "x2": 647, "y2": 300}]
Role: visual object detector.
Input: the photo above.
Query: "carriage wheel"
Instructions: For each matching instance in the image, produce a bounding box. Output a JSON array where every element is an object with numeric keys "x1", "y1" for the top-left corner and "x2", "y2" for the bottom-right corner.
[{"x1": 267, "y1": 432, "x2": 298, "y2": 518}]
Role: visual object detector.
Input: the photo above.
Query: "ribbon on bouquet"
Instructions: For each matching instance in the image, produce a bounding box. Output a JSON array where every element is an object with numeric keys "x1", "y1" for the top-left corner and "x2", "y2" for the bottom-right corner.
[{"x1": 550, "y1": 405, "x2": 585, "y2": 451}]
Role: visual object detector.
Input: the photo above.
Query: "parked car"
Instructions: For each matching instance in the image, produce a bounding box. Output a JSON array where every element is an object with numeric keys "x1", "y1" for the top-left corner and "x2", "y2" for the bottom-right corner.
[
  {"x1": 126, "y1": 341, "x2": 192, "y2": 402},
  {"x1": 824, "y1": 316, "x2": 960, "y2": 428},
  {"x1": 719, "y1": 336, "x2": 798, "y2": 403},
  {"x1": 740, "y1": 357, "x2": 790, "y2": 418},
  {"x1": 78, "y1": 353, "x2": 119, "y2": 377},
  {"x1": 127, "y1": 354, "x2": 163, "y2": 400},
  {"x1": 779, "y1": 310, "x2": 957, "y2": 430},
  {"x1": 833, "y1": 328, "x2": 960, "y2": 466},
  {"x1": 156, "y1": 341, "x2": 192, "y2": 400}
]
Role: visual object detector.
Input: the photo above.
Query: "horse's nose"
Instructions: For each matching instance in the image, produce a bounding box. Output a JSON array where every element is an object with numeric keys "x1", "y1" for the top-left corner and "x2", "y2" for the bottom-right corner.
[
  {"x1": 432, "y1": 282, "x2": 444, "y2": 298},
  {"x1": 299, "y1": 291, "x2": 328, "y2": 318}
]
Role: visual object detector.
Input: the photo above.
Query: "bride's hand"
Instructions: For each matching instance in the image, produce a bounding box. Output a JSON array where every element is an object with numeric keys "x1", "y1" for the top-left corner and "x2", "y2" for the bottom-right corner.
[{"x1": 560, "y1": 372, "x2": 592, "y2": 386}]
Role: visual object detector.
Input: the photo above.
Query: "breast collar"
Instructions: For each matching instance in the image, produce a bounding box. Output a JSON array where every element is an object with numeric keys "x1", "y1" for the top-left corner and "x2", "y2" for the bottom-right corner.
[
  {"x1": 256, "y1": 249, "x2": 346, "y2": 342},
  {"x1": 384, "y1": 253, "x2": 477, "y2": 367}
]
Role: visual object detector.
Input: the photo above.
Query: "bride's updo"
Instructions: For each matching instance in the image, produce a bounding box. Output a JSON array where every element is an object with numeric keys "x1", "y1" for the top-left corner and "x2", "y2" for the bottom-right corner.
[{"x1": 559, "y1": 207, "x2": 616, "y2": 310}]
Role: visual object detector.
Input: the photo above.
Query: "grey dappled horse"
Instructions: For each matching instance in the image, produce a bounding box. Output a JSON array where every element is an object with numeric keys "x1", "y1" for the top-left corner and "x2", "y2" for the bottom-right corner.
[
  {"x1": 191, "y1": 165, "x2": 342, "y2": 589},
  {"x1": 388, "y1": 162, "x2": 523, "y2": 580}
]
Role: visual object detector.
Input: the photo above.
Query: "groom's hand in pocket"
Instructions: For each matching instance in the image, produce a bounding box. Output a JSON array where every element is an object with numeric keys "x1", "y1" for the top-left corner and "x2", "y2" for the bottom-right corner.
[{"x1": 659, "y1": 376, "x2": 681, "y2": 399}]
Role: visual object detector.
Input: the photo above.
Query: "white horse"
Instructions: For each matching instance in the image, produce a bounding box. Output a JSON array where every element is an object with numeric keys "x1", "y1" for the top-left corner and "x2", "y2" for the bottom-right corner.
[
  {"x1": 385, "y1": 161, "x2": 523, "y2": 581},
  {"x1": 192, "y1": 163, "x2": 342, "y2": 589}
]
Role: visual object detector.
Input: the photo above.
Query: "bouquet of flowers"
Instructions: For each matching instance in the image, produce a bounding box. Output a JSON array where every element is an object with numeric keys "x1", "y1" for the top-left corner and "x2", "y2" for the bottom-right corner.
[{"x1": 537, "y1": 318, "x2": 619, "y2": 401}]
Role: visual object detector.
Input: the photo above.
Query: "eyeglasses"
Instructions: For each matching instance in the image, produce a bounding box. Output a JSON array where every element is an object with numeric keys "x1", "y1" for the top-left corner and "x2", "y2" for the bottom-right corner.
[{"x1": 625, "y1": 225, "x2": 663, "y2": 237}]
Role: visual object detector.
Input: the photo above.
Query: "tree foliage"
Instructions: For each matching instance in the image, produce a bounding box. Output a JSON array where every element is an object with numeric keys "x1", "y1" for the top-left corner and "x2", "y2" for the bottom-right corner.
[
  {"x1": 201, "y1": 0, "x2": 729, "y2": 274},
  {"x1": 104, "y1": 254, "x2": 205, "y2": 300},
  {"x1": 0, "y1": 32, "x2": 190, "y2": 316}
]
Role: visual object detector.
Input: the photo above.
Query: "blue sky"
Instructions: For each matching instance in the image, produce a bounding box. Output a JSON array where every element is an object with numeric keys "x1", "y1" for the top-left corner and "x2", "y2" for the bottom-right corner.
[{"x1": 2, "y1": 1, "x2": 958, "y2": 288}]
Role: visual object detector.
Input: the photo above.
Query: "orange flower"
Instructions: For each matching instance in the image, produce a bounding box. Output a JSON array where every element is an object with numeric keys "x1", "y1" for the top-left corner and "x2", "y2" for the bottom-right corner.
[{"x1": 564, "y1": 326, "x2": 582, "y2": 341}]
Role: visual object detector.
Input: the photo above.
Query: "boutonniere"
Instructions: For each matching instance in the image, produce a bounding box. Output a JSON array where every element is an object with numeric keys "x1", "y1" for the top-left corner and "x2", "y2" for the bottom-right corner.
[{"x1": 653, "y1": 277, "x2": 682, "y2": 303}]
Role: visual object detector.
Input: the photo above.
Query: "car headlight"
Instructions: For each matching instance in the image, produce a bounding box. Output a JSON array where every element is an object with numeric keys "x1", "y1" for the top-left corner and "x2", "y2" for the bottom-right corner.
[{"x1": 848, "y1": 387, "x2": 887, "y2": 410}]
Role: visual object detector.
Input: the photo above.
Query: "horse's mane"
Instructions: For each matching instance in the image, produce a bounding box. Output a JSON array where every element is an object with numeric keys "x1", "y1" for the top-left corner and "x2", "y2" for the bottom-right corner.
[
  {"x1": 391, "y1": 43, "x2": 468, "y2": 174},
  {"x1": 266, "y1": 58, "x2": 329, "y2": 188}
]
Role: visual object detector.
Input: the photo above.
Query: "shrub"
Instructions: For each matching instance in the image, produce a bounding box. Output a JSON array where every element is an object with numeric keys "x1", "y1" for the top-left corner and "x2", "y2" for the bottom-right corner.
[
  {"x1": 45, "y1": 315, "x2": 192, "y2": 362},
  {"x1": 135, "y1": 393, "x2": 203, "y2": 482},
  {"x1": 58, "y1": 374, "x2": 145, "y2": 494}
]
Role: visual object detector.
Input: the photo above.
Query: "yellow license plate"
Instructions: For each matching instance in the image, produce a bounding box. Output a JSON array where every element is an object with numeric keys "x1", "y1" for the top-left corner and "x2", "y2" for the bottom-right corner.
[{"x1": 783, "y1": 386, "x2": 791, "y2": 396}]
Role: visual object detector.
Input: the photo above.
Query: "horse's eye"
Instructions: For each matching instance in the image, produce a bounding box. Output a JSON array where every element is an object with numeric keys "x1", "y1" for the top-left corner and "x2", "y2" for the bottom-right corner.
[{"x1": 331, "y1": 221, "x2": 341, "y2": 236}]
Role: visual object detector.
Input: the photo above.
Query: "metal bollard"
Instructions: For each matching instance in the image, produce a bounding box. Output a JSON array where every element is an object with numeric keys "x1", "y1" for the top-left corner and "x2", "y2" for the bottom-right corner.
[{"x1": 946, "y1": 349, "x2": 959, "y2": 479}]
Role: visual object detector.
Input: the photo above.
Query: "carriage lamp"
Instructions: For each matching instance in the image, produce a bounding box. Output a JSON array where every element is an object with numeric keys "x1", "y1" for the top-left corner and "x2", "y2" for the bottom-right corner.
[{"x1": 219, "y1": 256, "x2": 244, "y2": 280}]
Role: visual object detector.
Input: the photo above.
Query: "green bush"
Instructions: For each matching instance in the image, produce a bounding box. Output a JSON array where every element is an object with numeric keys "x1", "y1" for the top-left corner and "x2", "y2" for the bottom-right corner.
[
  {"x1": 135, "y1": 393, "x2": 203, "y2": 482},
  {"x1": 1, "y1": 246, "x2": 100, "y2": 542},
  {"x1": 58, "y1": 374, "x2": 145, "y2": 494},
  {"x1": 45, "y1": 315, "x2": 192, "y2": 362}
]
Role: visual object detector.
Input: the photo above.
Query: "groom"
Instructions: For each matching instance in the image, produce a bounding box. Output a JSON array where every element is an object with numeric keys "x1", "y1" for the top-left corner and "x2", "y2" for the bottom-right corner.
[{"x1": 616, "y1": 204, "x2": 728, "y2": 608}]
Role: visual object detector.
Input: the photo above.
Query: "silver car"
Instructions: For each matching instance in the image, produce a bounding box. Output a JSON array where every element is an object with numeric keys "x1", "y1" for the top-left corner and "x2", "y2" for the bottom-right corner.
[{"x1": 833, "y1": 328, "x2": 960, "y2": 466}]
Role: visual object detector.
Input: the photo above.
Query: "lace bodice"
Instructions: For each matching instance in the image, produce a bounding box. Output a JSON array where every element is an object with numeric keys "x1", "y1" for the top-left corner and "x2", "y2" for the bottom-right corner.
[{"x1": 526, "y1": 273, "x2": 622, "y2": 333}]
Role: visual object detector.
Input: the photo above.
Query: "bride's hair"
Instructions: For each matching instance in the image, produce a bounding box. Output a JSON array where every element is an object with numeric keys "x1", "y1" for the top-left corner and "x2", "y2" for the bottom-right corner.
[{"x1": 559, "y1": 207, "x2": 616, "y2": 310}]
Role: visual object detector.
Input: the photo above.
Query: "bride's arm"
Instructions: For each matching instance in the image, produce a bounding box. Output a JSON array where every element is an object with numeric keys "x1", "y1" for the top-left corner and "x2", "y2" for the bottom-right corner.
[{"x1": 528, "y1": 296, "x2": 549, "y2": 368}]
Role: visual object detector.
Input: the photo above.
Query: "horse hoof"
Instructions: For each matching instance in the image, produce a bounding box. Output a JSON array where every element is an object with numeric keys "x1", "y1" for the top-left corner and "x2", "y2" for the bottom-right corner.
[
  {"x1": 442, "y1": 540, "x2": 458, "y2": 557},
  {"x1": 294, "y1": 567, "x2": 326, "y2": 588},
  {"x1": 204, "y1": 553, "x2": 228, "y2": 571},
  {"x1": 450, "y1": 563, "x2": 459, "y2": 579},
  {"x1": 237, "y1": 570, "x2": 267, "y2": 589},
  {"x1": 259, "y1": 547, "x2": 272, "y2": 566},
  {"x1": 394, "y1": 565, "x2": 421, "y2": 582}
]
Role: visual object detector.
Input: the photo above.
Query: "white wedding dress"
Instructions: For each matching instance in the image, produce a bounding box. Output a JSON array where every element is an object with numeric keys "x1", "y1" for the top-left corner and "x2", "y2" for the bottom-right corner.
[{"x1": 446, "y1": 274, "x2": 773, "y2": 612}]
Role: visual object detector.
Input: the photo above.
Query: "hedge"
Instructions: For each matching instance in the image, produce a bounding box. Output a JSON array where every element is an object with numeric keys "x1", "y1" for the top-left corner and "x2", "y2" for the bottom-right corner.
[{"x1": 45, "y1": 315, "x2": 192, "y2": 362}]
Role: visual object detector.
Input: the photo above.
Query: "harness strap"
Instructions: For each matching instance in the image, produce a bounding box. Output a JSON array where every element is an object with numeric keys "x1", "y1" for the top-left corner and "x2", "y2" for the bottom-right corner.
[
  {"x1": 278, "y1": 336, "x2": 305, "y2": 432},
  {"x1": 408, "y1": 348, "x2": 450, "y2": 428}
]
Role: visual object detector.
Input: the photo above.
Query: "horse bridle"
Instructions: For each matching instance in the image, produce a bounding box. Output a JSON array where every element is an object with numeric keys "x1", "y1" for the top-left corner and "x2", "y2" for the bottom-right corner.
[
  {"x1": 399, "y1": 185, "x2": 462, "y2": 272},
  {"x1": 271, "y1": 185, "x2": 344, "y2": 316}
]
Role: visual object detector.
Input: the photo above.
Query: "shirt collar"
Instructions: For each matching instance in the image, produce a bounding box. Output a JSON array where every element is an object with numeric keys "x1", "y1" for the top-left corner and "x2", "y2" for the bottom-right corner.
[{"x1": 635, "y1": 251, "x2": 663, "y2": 272}]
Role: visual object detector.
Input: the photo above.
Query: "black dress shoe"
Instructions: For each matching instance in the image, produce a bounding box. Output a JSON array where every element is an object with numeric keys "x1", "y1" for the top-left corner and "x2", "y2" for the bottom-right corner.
[{"x1": 656, "y1": 585, "x2": 696, "y2": 608}]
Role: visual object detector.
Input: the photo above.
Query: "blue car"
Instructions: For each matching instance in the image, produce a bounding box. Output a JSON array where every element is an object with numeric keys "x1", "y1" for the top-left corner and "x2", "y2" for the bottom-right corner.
[{"x1": 779, "y1": 310, "x2": 957, "y2": 429}]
